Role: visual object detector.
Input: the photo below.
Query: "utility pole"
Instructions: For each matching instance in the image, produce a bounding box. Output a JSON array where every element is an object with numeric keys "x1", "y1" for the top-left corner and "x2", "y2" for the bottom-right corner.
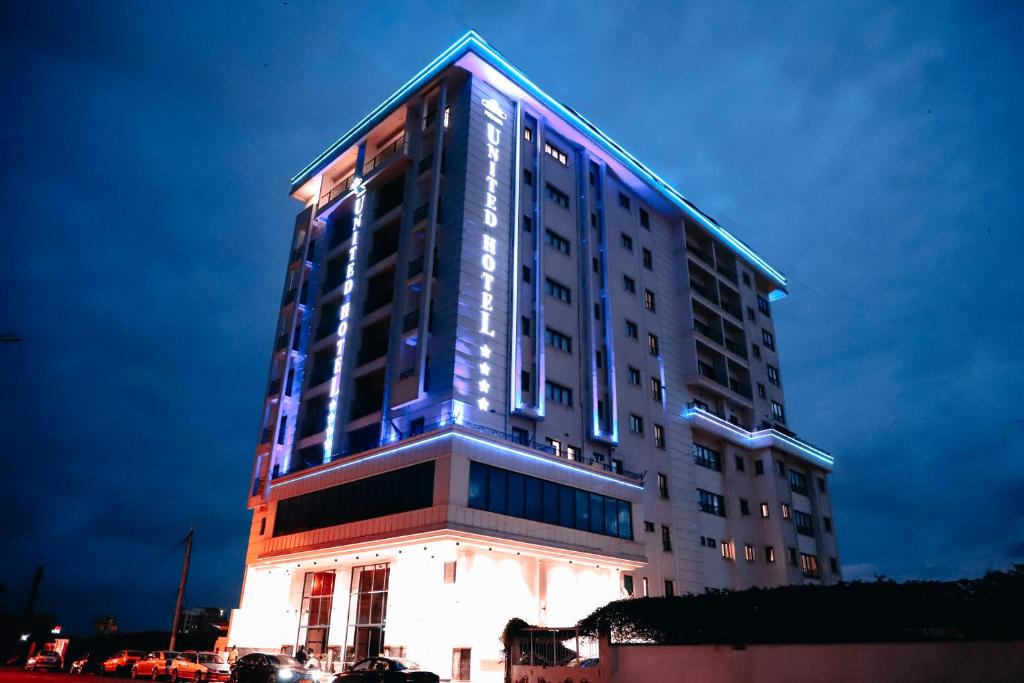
[
  {"x1": 169, "y1": 528, "x2": 194, "y2": 651},
  {"x1": 22, "y1": 565, "x2": 44, "y2": 622}
]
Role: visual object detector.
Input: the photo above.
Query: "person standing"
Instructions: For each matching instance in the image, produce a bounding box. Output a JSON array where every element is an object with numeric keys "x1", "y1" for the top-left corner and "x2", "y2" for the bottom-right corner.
[{"x1": 295, "y1": 646, "x2": 307, "y2": 665}]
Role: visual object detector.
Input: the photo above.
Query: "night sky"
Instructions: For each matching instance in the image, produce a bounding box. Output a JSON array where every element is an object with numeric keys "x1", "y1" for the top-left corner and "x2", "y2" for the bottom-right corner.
[{"x1": 2, "y1": 2, "x2": 1022, "y2": 634}]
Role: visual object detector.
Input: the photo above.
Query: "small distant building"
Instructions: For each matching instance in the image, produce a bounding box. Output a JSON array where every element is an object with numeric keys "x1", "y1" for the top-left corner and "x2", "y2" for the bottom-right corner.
[{"x1": 180, "y1": 607, "x2": 228, "y2": 634}]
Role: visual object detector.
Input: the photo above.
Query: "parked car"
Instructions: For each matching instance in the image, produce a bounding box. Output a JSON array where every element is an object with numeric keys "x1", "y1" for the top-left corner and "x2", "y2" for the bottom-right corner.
[
  {"x1": 71, "y1": 652, "x2": 104, "y2": 675},
  {"x1": 170, "y1": 651, "x2": 231, "y2": 682},
  {"x1": 132, "y1": 650, "x2": 180, "y2": 680},
  {"x1": 25, "y1": 650, "x2": 62, "y2": 671},
  {"x1": 334, "y1": 657, "x2": 439, "y2": 682},
  {"x1": 229, "y1": 653, "x2": 315, "y2": 683},
  {"x1": 104, "y1": 650, "x2": 147, "y2": 676}
]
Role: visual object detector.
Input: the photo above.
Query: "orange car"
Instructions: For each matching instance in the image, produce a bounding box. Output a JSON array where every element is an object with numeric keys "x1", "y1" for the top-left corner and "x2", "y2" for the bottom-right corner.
[
  {"x1": 131, "y1": 650, "x2": 180, "y2": 680},
  {"x1": 102, "y1": 650, "x2": 146, "y2": 676}
]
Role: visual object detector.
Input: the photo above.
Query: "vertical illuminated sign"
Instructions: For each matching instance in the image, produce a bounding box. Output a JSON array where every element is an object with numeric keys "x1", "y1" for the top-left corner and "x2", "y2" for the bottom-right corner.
[
  {"x1": 323, "y1": 177, "x2": 366, "y2": 462},
  {"x1": 475, "y1": 97, "x2": 507, "y2": 413}
]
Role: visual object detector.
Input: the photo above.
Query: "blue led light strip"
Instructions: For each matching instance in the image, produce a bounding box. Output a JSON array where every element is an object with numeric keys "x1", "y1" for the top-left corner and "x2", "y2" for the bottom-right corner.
[
  {"x1": 682, "y1": 406, "x2": 834, "y2": 468},
  {"x1": 289, "y1": 31, "x2": 787, "y2": 293},
  {"x1": 272, "y1": 428, "x2": 644, "y2": 491}
]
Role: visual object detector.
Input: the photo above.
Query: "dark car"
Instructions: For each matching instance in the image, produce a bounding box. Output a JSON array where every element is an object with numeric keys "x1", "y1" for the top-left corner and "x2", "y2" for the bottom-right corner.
[
  {"x1": 334, "y1": 657, "x2": 439, "y2": 682},
  {"x1": 230, "y1": 653, "x2": 314, "y2": 683},
  {"x1": 70, "y1": 652, "x2": 104, "y2": 675}
]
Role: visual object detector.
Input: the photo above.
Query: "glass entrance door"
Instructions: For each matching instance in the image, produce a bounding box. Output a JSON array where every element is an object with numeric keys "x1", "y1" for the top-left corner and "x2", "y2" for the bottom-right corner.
[
  {"x1": 297, "y1": 570, "x2": 336, "y2": 658},
  {"x1": 344, "y1": 564, "x2": 390, "y2": 669}
]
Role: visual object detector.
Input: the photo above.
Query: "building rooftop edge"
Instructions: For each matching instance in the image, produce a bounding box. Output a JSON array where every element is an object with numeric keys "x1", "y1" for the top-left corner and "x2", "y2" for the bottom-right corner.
[{"x1": 289, "y1": 30, "x2": 788, "y2": 293}]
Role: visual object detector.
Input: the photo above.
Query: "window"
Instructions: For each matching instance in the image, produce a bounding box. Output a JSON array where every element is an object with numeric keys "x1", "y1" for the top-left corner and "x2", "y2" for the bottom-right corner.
[
  {"x1": 755, "y1": 460, "x2": 765, "y2": 475},
  {"x1": 657, "y1": 473, "x2": 669, "y2": 499},
  {"x1": 654, "y1": 424, "x2": 666, "y2": 449},
  {"x1": 469, "y1": 461, "x2": 633, "y2": 540},
  {"x1": 545, "y1": 278, "x2": 571, "y2": 303},
  {"x1": 642, "y1": 247, "x2": 653, "y2": 270},
  {"x1": 735, "y1": 455, "x2": 745, "y2": 472},
  {"x1": 648, "y1": 333, "x2": 659, "y2": 356},
  {"x1": 762, "y1": 329, "x2": 775, "y2": 350},
  {"x1": 544, "y1": 141, "x2": 568, "y2": 165},
  {"x1": 693, "y1": 443, "x2": 722, "y2": 471},
  {"x1": 522, "y1": 215, "x2": 533, "y2": 232},
  {"x1": 795, "y1": 510, "x2": 814, "y2": 537},
  {"x1": 259, "y1": 517, "x2": 266, "y2": 535},
  {"x1": 594, "y1": 303, "x2": 601, "y2": 320},
  {"x1": 592, "y1": 256, "x2": 600, "y2": 273},
  {"x1": 742, "y1": 271, "x2": 751, "y2": 286},
  {"x1": 595, "y1": 350, "x2": 603, "y2": 368},
  {"x1": 661, "y1": 525, "x2": 672, "y2": 552},
  {"x1": 620, "y1": 233, "x2": 633, "y2": 250},
  {"x1": 765, "y1": 546, "x2": 776, "y2": 563},
  {"x1": 545, "y1": 381, "x2": 572, "y2": 406},
  {"x1": 771, "y1": 401, "x2": 786, "y2": 422},
  {"x1": 643, "y1": 577, "x2": 650, "y2": 596},
  {"x1": 521, "y1": 371, "x2": 531, "y2": 394},
  {"x1": 566, "y1": 445, "x2": 580, "y2": 461},
  {"x1": 545, "y1": 229, "x2": 570, "y2": 255},
  {"x1": 801, "y1": 553, "x2": 821, "y2": 579},
  {"x1": 757, "y1": 295, "x2": 771, "y2": 317},
  {"x1": 767, "y1": 365, "x2": 780, "y2": 386},
  {"x1": 739, "y1": 498, "x2": 750, "y2": 516},
  {"x1": 623, "y1": 275, "x2": 636, "y2": 293},
  {"x1": 775, "y1": 460, "x2": 786, "y2": 477},
  {"x1": 627, "y1": 367, "x2": 641, "y2": 385},
  {"x1": 523, "y1": 127, "x2": 533, "y2": 141},
  {"x1": 644, "y1": 289, "x2": 656, "y2": 311},
  {"x1": 789, "y1": 470, "x2": 808, "y2": 495},
  {"x1": 664, "y1": 579, "x2": 674, "y2": 597},
  {"x1": 452, "y1": 648, "x2": 471, "y2": 682},
  {"x1": 644, "y1": 521, "x2": 655, "y2": 532},
  {"x1": 823, "y1": 516, "x2": 833, "y2": 533},
  {"x1": 830, "y1": 557, "x2": 839, "y2": 574},
  {"x1": 523, "y1": 169, "x2": 534, "y2": 186},
  {"x1": 523, "y1": 265, "x2": 532, "y2": 283},
  {"x1": 746, "y1": 306, "x2": 756, "y2": 322},
  {"x1": 546, "y1": 437, "x2": 562, "y2": 456},
  {"x1": 639, "y1": 208, "x2": 650, "y2": 229},
  {"x1": 545, "y1": 327, "x2": 572, "y2": 353},
  {"x1": 818, "y1": 477, "x2": 827, "y2": 493},
  {"x1": 511, "y1": 427, "x2": 529, "y2": 444},
  {"x1": 629, "y1": 414, "x2": 644, "y2": 434},
  {"x1": 781, "y1": 503, "x2": 791, "y2": 519},
  {"x1": 650, "y1": 376, "x2": 663, "y2": 402},
  {"x1": 276, "y1": 416, "x2": 287, "y2": 445},
  {"x1": 625, "y1": 320, "x2": 639, "y2": 339},
  {"x1": 545, "y1": 183, "x2": 569, "y2": 209},
  {"x1": 521, "y1": 316, "x2": 532, "y2": 337},
  {"x1": 443, "y1": 561, "x2": 457, "y2": 584},
  {"x1": 721, "y1": 540, "x2": 735, "y2": 560},
  {"x1": 788, "y1": 547, "x2": 798, "y2": 566},
  {"x1": 757, "y1": 383, "x2": 767, "y2": 399},
  {"x1": 752, "y1": 344, "x2": 761, "y2": 359},
  {"x1": 623, "y1": 574, "x2": 635, "y2": 596},
  {"x1": 702, "y1": 536, "x2": 717, "y2": 548},
  {"x1": 744, "y1": 544, "x2": 755, "y2": 562},
  {"x1": 697, "y1": 489, "x2": 726, "y2": 516},
  {"x1": 618, "y1": 192, "x2": 631, "y2": 210},
  {"x1": 275, "y1": 461, "x2": 434, "y2": 536},
  {"x1": 760, "y1": 502, "x2": 770, "y2": 518}
]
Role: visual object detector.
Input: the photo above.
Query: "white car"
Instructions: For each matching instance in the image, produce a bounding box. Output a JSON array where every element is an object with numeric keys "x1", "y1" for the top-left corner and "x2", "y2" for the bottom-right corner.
[{"x1": 25, "y1": 650, "x2": 62, "y2": 671}]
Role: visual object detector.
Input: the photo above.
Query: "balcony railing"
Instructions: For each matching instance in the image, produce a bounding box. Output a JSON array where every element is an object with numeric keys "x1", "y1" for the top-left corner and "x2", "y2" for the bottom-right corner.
[
  {"x1": 408, "y1": 255, "x2": 424, "y2": 278},
  {"x1": 716, "y1": 263, "x2": 738, "y2": 283},
  {"x1": 291, "y1": 247, "x2": 307, "y2": 263},
  {"x1": 267, "y1": 378, "x2": 282, "y2": 396},
  {"x1": 413, "y1": 203, "x2": 430, "y2": 223},
  {"x1": 724, "y1": 337, "x2": 747, "y2": 357},
  {"x1": 693, "y1": 319, "x2": 723, "y2": 344},
  {"x1": 687, "y1": 243, "x2": 714, "y2": 268},
  {"x1": 697, "y1": 361, "x2": 728, "y2": 387},
  {"x1": 363, "y1": 288, "x2": 394, "y2": 316},
  {"x1": 690, "y1": 280, "x2": 718, "y2": 303},
  {"x1": 319, "y1": 172, "x2": 358, "y2": 208},
  {"x1": 729, "y1": 378, "x2": 753, "y2": 399},
  {"x1": 720, "y1": 299, "x2": 742, "y2": 320},
  {"x1": 403, "y1": 310, "x2": 420, "y2": 333},
  {"x1": 363, "y1": 136, "x2": 406, "y2": 176},
  {"x1": 275, "y1": 334, "x2": 289, "y2": 351}
]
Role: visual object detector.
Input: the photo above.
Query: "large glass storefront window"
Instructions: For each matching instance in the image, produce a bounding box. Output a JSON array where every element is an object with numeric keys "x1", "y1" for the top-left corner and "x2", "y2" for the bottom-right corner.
[
  {"x1": 345, "y1": 564, "x2": 390, "y2": 669},
  {"x1": 297, "y1": 570, "x2": 335, "y2": 657}
]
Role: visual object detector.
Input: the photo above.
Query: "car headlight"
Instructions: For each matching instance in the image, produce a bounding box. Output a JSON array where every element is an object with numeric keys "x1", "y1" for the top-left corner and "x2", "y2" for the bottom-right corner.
[{"x1": 277, "y1": 669, "x2": 295, "y2": 680}]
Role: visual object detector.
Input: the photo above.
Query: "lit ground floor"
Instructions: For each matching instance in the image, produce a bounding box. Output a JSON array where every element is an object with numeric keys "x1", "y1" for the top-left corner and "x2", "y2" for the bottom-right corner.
[{"x1": 227, "y1": 531, "x2": 638, "y2": 682}]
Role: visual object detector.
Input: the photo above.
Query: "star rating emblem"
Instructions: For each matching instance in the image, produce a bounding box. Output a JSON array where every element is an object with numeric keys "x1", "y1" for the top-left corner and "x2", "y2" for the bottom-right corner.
[
  {"x1": 480, "y1": 362, "x2": 491, "y2": 376},
  {"x1": 478, "y1": 379, "x2": 490, "y2": 393},
  {"x1": 480, "y1": 344, "x2": 492, "y2": 359},
  {"x1": 477, "y1": 397, "x2": 490, "y2": 411}
]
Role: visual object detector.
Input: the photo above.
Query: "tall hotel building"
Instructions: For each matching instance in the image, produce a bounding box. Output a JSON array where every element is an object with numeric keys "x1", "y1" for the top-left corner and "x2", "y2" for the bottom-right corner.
[{"x1": 229, "y1": 32, "x2": 840, "y2": 680}]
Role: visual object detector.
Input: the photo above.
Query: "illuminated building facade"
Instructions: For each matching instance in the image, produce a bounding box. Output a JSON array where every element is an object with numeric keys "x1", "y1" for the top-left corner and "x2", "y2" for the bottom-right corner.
[{"x1": 229, "y1": 32, "x2": 841, "y2": 681}]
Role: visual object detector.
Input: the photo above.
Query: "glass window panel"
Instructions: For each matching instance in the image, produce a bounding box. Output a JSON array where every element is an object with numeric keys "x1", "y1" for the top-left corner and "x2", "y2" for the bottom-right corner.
[
  {"x1": 604, "y1": 496, "x2": 619, "y2": 536},
  {"x1": 575, "y1": 490, "x2": 590, "y2": 531},
  {"x1": 559, "y1": 485, "x2": 575, "y2": 528},
  {"x1": 488, "y1": 468, "x2": 507, "y2": 514},
  {"x1": 525, "y1": 478, "x2": 543, "y2": 521},
  {"x1": 507, "y1": 472, "x2": 525, "y2": 517},
  {"x1": 590, "y1": 493, "x2": 604, "y2": 533},
  {"x1": 542, "y1": 481, "x2": 559, "y2": 524},
  {"x1": 618, "y1": 500, "x2": 632, "y2": 539},
  {"x1": 468, "y1": 462, "x2": 487, "y2": 509}
]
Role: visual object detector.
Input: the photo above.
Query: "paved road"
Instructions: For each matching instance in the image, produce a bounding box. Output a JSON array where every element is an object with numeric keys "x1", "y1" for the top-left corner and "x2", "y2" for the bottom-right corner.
[{"x1": 0, "y1": 670, "x2": 100, "y2": 683}]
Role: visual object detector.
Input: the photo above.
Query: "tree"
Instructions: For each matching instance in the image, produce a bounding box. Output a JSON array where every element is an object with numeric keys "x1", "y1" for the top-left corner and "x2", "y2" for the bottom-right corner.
[{"x1": 94, "y1": 615, "x2": 118, "y2": 634}]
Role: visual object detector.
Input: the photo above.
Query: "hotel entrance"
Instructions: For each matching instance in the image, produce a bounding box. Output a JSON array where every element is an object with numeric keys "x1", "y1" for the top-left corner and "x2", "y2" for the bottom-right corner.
[
  {"x1": 297, "y1": 570, "x2": 335, "y2": 657},
  {"x1": 344, "y1": 564, "x2": 390, "y2": 668}
]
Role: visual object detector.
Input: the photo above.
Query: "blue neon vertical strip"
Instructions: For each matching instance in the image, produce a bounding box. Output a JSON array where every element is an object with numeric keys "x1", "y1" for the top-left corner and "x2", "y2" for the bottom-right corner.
[{"x1": 509, "y1": 102, "x2": 523, "y2": 411}]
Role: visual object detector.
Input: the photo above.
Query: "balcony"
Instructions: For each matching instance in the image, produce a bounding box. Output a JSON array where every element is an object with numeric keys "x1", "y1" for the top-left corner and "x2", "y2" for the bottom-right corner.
[
  {"x1": 697, "y1": 361, "x2": 728, "y2": 387},
  {"x1": 362, "y1": 136, "x2": 406, "y2": 176},
  {"x1": 363, "y1": 288, "x2": 394, "y2": 316},
  {"x1": 267, "y1": 378, "x2": 282, "y2": 396},
  {"x1": 403, "y1": 310, "x2": 420, "y2": 333},
  {"x1": 720, "y1": 298, "x2": 742, "y2": 321},
  {"x1": 687, "y1": 242, "x2": 714, "y2": 268},
  {"x1": 693, "y1": 319, "x2": 723, "y2": 344},
  {"x1": 319, "y1": 172, "x2": 358, "y2": 209},
  {"x1": 729, "y1": 377, "x2": 753, "y2": 400},
  {"x1": 291, "y1": 247, "x2": 308, "y2": 264},
  {"x1": 690, "y1": 280, "x2": 718, "y2": 304},
  {"x1": 716, "y1": 262, "x2": 738, "y2": 284},
  {"x1": 275, "y1": 334, "x2": 289, "y2": 351}
]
